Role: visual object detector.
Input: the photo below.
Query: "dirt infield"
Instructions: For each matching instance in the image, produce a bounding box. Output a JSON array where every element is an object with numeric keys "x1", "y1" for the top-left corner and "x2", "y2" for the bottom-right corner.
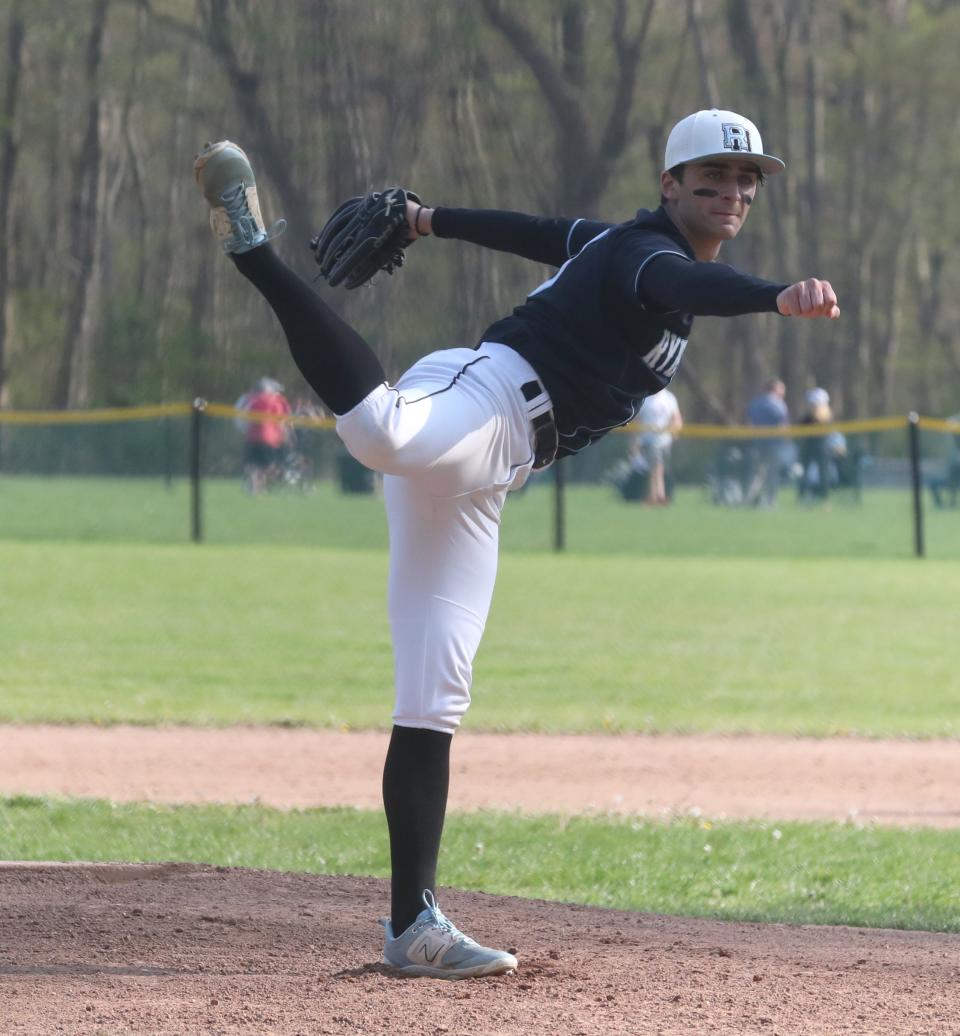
[
  {"x1": 2, "y1": 864, "x2": 959, "y2": 1036},
  {"x1": 3, "y1": 725, "x2": 960, "y2": 825},
  {"x1": 2, "y1": 726, "x2": 960, "y2": 1034}
]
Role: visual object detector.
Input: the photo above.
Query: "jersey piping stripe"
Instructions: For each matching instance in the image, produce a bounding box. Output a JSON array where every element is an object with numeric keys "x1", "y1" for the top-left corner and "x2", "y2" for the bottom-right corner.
[
  {"x1": 565, "y1": 218, "x2": 584, "y2": 258},
  {"x1": 390, "y1": 356, "x2": 490, "y2": 408},
  {"x1": 557, "y1": 410, "x2": 642, "y2": 452}
]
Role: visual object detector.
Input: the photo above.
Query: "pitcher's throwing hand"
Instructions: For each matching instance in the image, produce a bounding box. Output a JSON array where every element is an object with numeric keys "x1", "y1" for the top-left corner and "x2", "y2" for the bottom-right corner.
[{"x1": 777, "y1": 278, "x2": 840, "y2": 319}]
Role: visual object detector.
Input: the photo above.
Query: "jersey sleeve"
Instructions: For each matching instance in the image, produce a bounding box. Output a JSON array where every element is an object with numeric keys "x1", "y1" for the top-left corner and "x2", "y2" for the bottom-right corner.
[
  {"x1": 606, "y1": 230, "x2": 787, "y2": 316},
  {"x1": 635, "y1": 251, "x2": 788, "y2": 316},
  {"x1": 431, "y1": 207, "x2": 614, "y2": 267}
]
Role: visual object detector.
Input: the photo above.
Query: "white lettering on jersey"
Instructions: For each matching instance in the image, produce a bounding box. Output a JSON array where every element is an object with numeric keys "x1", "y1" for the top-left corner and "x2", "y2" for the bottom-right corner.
[{"x1": 642, "y1": 328, "x2": 688, "y2": 379}]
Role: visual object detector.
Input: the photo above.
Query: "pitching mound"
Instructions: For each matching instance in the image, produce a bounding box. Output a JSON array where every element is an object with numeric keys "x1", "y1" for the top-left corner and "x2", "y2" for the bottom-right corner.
[{"x1": 1, "y1": 863, "x2": 958, "y2": 1035}]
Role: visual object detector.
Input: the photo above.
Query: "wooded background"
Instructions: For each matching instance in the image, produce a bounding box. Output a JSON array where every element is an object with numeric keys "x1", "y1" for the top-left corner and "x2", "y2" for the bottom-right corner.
[{"x1": 1, "y1": 0, "x2": 958, "y2": 422}]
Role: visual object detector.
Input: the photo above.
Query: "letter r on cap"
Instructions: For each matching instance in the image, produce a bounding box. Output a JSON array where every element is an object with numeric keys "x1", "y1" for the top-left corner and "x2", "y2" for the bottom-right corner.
[{"x1": 722, "y1": 123, "x2": 751, "y2": 152}]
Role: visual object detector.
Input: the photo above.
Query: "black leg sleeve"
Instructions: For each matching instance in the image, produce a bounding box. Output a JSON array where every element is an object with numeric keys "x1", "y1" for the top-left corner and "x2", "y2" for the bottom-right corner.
[
  {"x1": 231, "y1": 245, "x2": 386, "y2": 416},
  {"x1": 382, "y1": 725, "x2": 452, "y2": 935}
]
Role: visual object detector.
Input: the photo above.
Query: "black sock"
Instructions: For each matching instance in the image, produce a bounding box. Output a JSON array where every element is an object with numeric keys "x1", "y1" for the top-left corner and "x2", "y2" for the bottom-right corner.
[
  {"x1": 231, "y1": 244, "x2": 385, "y2": 415},
  {"x1": 382, "y1": 725, "x2": 451, "y2": 935}
]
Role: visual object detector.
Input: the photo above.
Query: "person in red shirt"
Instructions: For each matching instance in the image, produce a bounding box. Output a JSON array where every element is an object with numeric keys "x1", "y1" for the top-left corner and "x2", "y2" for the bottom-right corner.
[{"x1": 240, "y1": 377, "x2": 291, "y2": 494}]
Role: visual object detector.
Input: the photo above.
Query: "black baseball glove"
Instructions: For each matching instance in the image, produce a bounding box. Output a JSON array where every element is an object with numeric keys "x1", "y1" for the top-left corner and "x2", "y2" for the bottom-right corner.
[{"x1": 310, "y1": 187, "x2": 421, "y2": 289}]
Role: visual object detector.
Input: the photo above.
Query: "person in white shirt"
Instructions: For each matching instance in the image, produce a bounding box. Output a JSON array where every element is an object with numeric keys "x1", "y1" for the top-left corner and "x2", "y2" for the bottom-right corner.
[{"x1": 633, "y1": 388, "x2": 683, "y2": 504}]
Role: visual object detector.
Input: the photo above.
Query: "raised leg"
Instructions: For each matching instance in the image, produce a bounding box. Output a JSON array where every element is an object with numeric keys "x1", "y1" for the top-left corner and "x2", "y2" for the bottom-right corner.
[{"x1": 194, "y1": 140, "x2": 384, "y2": 416}]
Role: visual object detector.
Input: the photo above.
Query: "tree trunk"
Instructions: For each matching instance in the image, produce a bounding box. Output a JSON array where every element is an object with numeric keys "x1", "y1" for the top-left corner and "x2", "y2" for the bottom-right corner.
[
  {"x1": 0, "y1": 1, "x2": 25, "y2": 407},
  {"x1": 913, "y1": 239, "x2": 954, "y2": 411},
  {"x1": 686, "y1": 0, "x2": 719, "y2": 107},
  {"x1": 560, "y1": 3, "x2": 586, "y2": 91},
  {"x1": 120, "y1": 2, "x2": 149, "y2": 304},
  {"x1": 799, "y1": 3, "x2": 822, "y2": 276},
  {"x1": 201, "y1": 0, "x2": 313, "y2": 240},
  {"x1": 879, "y1": 235, "x2": 910, "y2": 414},
  {"x1": 724, "y1": 0, "x2": 801, "y2": 415},
  {"x1": 155, "y1": 47, "x2": 196, "y2": 353},
  {"x1": 54, "y1": 0, "x2": 110, "y2": 409}
]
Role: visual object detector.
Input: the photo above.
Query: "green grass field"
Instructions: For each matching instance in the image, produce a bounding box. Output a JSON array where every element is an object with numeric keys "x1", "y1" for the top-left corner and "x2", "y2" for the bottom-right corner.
[
  {"x1": 3, "y1": 796, "x2": 958, "y2": 933},
  {"x1": 1, "y1": 540, "x2": 958, "y2": 734},
  {"x1": 1, "y1": 473, "x2": 956, "y2": 557},
  {"x1": 2, "y1": 512, "x2": 959, "y2": 934}
]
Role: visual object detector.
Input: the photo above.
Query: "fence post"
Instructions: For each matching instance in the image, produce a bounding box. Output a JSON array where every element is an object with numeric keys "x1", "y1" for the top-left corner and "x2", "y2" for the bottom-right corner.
[
  {"x1": 190, "y1": 398, "x2": 206, "y2": 543},
  {"x1": 553, "y1": 461, "x2": 566, "y2": 552},
  {"x1": 907, "y1": 412, "x2": 924, "y2": 558}
]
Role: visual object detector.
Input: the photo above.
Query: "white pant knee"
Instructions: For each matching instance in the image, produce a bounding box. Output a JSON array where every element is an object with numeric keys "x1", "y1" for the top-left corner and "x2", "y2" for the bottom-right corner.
[
  {"x1": 390, "y1": 596, "x2": 484, "y2": 734},
  {"x1": 384, "y1": 474, "x2": 501, "y2": 734}
]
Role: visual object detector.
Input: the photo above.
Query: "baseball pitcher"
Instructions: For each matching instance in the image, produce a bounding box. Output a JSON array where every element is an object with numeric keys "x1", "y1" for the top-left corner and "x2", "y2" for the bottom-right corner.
[{"x1": 194, "y1": 108, "x2": 839, "y2": 979}]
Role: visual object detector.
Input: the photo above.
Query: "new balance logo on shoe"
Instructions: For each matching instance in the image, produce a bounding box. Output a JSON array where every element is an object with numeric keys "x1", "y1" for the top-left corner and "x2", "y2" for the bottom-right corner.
[{"x1": 414, "y1": 936, "x2": 446, "y2": 964}]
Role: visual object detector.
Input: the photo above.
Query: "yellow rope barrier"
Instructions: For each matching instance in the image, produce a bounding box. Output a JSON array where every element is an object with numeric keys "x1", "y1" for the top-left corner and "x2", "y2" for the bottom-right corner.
[
  {"x1": 202, "y1": 402, "x2": 336, "y2": 429},
  {"x1": 0, "y1": 403, "x2": 193, "y2": 425},
  {"x1": 0, "y1": 403, "x2": 953, "y2": 438},
  {"x1": 917, "y1": 417, "x2": 960, "y2": 434},
  {"x1": 619, "y1": 415, "x2": 913, "y2": 438}
]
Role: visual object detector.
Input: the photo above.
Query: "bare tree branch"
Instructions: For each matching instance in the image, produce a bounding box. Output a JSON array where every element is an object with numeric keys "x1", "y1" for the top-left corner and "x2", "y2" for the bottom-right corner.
[
  {"x1": 596, "y1": 0, "x2": 656, "y2": 191},
  {"x1": 479, "y1": 0, "x2": 654, "y2": 212},
  {"x1": 478, "y1": 0, "x2": 591, "y2": 149}
]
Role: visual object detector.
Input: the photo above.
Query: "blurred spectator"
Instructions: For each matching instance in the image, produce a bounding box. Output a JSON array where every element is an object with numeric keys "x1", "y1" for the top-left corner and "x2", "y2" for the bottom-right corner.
[
  {"x1": 633, "y1": 388, "x2": 683, "y2": 505},
  {"x1": 744, "y1": 377, "x2": 791, "y2": 508},
  {"x1": 929, "y1": 415, "x2": 960, "y2": 509},
  {"x1": 238, "y1": 377, "x2": 291, "y2": 495},
  {"x1": 796, "y1": 387, "x2": 834, "y2": 504}
]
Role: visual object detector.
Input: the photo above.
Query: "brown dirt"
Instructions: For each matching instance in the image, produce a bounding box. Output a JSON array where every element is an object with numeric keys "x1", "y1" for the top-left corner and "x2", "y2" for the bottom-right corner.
[
  {"x1": 3, "y1": 725, "x2": 960, "y2": 826},
  {"x1": 2, "y1": 726, "x2": 960, "y2": 1034}
]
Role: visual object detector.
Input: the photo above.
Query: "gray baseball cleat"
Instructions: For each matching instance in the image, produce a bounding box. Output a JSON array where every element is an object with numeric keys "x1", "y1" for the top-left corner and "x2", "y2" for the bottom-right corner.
[
  {"x1": 381, "y1": 890, "x2": 518, "y2": 979},
  {"x1": 193, "y1": 140, "x2": 286, "y2": 254}
]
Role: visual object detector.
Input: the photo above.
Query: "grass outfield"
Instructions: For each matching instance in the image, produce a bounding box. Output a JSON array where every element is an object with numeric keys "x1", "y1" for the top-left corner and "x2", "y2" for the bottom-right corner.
[
  {"x1": 2, "y1": 541, "x2": 958, "y2": 735},
  {"x1": 1, "y1": 474, "x2": 955, "y2": 558},
  {"x1": 3, "y1": 795, "x2": 958, "y2": 933}
]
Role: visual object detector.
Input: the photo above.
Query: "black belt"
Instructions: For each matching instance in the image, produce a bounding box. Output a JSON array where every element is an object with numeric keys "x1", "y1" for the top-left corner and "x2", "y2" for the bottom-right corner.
[{"x1": 521, "y1": 379, "x2": 558, "y2": 470}]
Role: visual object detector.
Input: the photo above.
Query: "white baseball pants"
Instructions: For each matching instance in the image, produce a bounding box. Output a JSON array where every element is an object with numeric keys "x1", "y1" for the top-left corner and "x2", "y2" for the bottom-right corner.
[{"x1": 335, "y1": 342, "x2": 551, "y2": 733}]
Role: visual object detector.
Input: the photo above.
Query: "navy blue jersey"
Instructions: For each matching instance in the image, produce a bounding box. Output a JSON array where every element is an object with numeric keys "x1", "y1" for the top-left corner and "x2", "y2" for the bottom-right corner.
[{"x1": 433, "y1": 205, "x2": 786, "y2": 458}]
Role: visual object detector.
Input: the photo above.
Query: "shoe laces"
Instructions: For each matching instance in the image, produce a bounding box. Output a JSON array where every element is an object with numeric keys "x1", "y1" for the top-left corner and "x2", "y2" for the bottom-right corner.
[
  {"x1": 218, "y1": 182, "x2": 286, "y2": 248},
  {"x1": 219, "y1": 182, "x2": 259, "y2": 245},
  {"x1": 419, "y1": 890, "x2": 479, "y2": 948}
]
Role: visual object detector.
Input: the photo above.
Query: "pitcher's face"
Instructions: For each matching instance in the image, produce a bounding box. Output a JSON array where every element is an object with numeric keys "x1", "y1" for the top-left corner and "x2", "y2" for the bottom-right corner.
[{"x1": 661, "y1": 159, "x2": 761, "y2": 258}]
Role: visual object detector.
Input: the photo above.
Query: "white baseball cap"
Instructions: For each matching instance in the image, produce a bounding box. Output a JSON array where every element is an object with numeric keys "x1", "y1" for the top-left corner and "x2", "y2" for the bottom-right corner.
[
  {"x1": 664, "y1": 109, "x2": 785, "y2": 175},
  {"x1": 806, "y1": 387, "x2": 830, "y2": 407}
]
